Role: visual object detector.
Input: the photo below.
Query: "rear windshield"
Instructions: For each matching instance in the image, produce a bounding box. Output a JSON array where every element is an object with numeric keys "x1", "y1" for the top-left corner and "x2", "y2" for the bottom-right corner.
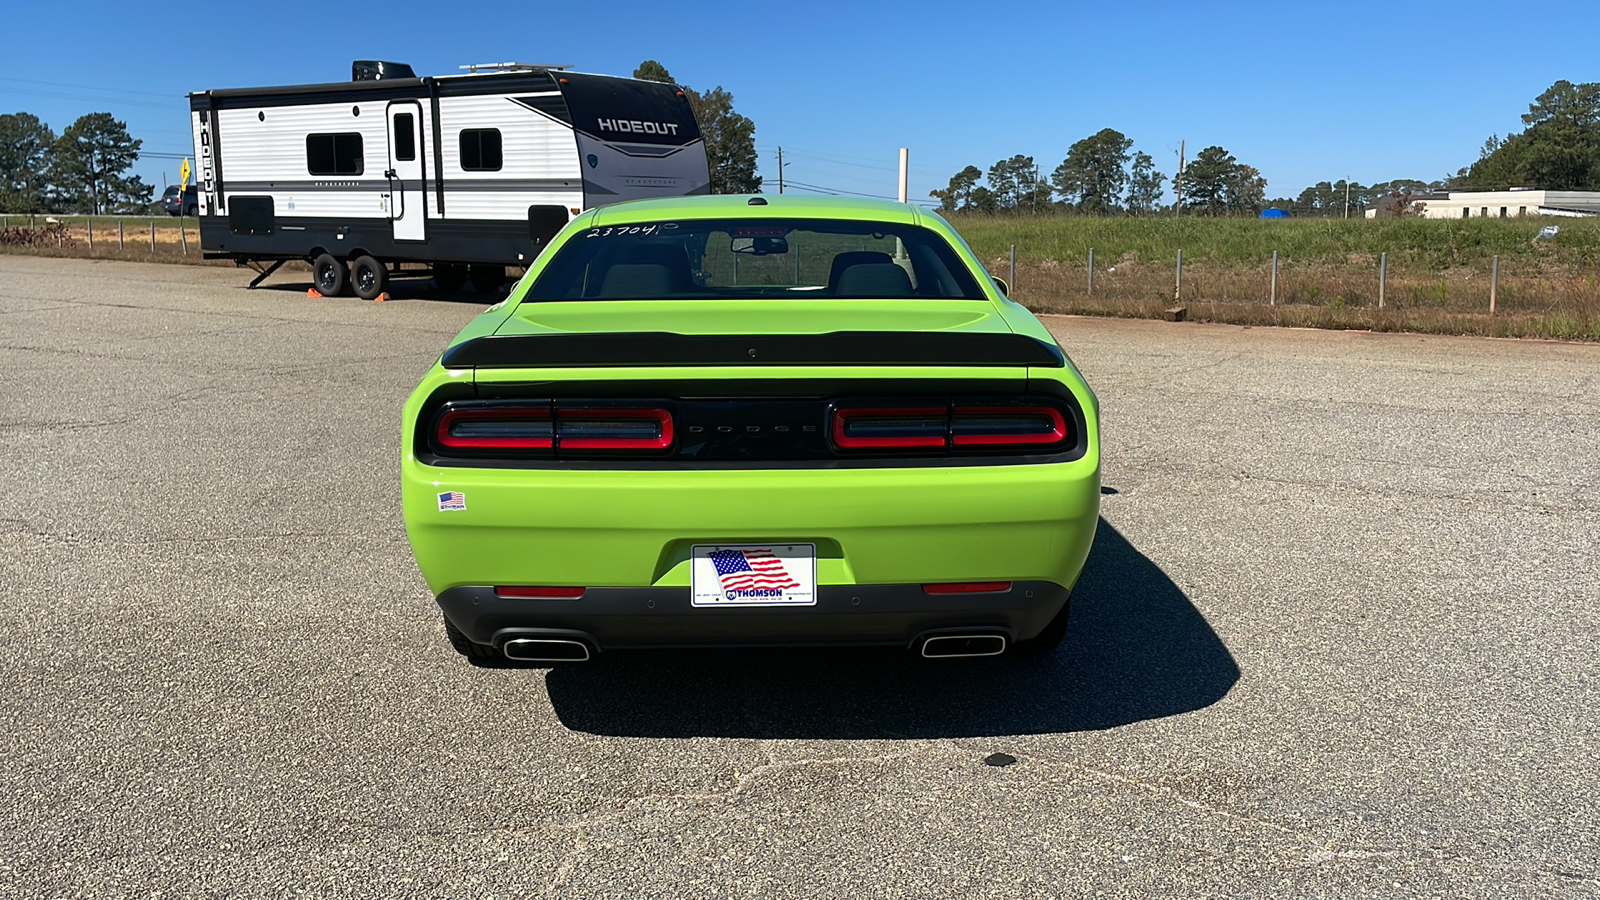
[{"x1": 524, "y1": 218, "x2": 987, "y2": 301}]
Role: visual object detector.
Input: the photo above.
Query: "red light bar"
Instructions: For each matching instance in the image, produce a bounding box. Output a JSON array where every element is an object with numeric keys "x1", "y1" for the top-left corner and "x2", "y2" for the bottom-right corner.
[
  {"x1": 555, "y1": 407, "x2": 674, "y2": 451},
  {"x1": 494, "y1": 586, "x2": 585, "y2": 599},
  {"x1": 949, "y1": 405, "x2": 1067, "y2": 447},
  {"x1": 831, "y1": 406, "x2": 948, "y2": 449},
  {"x1": 436, "y1": 407, "x2": 554, "y2": 450},
  {"x1": 921, "y1": 582, "x2": 1013, "y2": 594}
]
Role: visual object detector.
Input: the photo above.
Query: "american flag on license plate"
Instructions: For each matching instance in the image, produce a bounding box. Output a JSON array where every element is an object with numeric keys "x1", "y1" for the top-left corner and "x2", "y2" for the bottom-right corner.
[{"x1": 709, "y1": 548, "x2": 801, "y2": 591}]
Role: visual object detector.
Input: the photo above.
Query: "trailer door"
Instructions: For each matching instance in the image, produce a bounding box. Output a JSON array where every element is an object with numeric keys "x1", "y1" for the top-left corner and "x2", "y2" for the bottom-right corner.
[{"x1": 385, "y1": 101, "x2": 426, "y2": 242}]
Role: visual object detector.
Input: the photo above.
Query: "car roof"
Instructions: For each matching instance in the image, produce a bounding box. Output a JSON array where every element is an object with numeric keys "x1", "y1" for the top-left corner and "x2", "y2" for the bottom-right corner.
[{"x1": 588, "y1": 194, "x2": 922, "y2": 227}]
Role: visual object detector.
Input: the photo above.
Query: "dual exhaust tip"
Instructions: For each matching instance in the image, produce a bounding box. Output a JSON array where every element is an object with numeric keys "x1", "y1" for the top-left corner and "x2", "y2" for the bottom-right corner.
[{"x1": 496, "y1": 632, "x2": 1010, "y2": 661}]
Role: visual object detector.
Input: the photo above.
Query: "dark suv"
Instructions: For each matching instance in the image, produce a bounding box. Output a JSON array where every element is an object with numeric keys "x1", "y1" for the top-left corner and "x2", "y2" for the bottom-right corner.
[{"x1": 160, "y1": 185, "x2": 198, "y2": 216}]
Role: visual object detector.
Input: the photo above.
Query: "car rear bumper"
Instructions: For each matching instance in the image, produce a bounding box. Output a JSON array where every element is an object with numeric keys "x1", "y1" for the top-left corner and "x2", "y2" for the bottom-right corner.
[{"x1": 438, "y1": 580, "x2": 1071, "y2": 650}]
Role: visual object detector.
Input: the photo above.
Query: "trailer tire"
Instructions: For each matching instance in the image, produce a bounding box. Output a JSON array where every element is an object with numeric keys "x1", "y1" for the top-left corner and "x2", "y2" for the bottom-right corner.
[
  {"x1": 350, "y1": 255, "x2": 387, "y2": 301},
  {"x1": 469, "y1": 264, "x2": 506, "y2": 295},
  {"x1": 433, "y1": 263, "x2": 468, "y2": 292},
  {"x1": 312, "y1": 253, "x2": 348, "y2": 297}
]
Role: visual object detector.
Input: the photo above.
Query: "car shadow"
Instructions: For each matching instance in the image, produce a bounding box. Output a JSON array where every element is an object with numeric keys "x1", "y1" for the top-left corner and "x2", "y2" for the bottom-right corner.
[{"x1": 544, "y1": 518, "x2": 1239, "y2": 738}]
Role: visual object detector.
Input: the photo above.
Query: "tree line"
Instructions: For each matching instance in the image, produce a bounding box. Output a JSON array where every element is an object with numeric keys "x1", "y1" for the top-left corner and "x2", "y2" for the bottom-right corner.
[
  {"x1": 0, "y1": 112, "x2": 153, "y2": 214},
  {"x1": 931, "y1": 130, "x2": 1268, "y2": 217},
  {"x1": 936, "y1": 79, "x2": 1600, "y2": 217}
]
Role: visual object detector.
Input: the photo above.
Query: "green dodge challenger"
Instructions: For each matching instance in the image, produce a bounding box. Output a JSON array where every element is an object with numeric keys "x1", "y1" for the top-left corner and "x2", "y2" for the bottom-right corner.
[{"x1": 401, "y1": 195, "x2": 1100, "y2": 663}]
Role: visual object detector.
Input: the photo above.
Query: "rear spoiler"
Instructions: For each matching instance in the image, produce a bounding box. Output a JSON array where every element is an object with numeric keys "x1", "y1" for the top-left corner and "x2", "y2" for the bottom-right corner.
[{"x1": 441, "y1": 332, "x2": 1065, "y2": 369}]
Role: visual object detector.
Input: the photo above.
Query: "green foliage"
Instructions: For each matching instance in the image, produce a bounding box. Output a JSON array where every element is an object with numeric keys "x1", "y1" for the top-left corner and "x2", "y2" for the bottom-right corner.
[
  {"x1": 930, "y1": 165, "x2": 983, "y2": 212},
  {"x1": 945, "y1": 212, "x2": 1600, "y2": 270},
  {"x1": 1051, "y1": 128, "x2": 1132, "y2": 215},
  {"x1": 51, "y1": 112, "x2": 151, "y2": 214},
  {"x1": 633, "y1": 61, "x2": 761, "y2": 194},
  {"x1": 1126, "y1": 152, "x2": 1166, "y2": 215},
  {"x1": 1462, "y1": 80, "x2": 1600, "y2": 190},
  {"x1": 0, "y1": 113, "x2": 57, "y2": 212},
  {"x1": 1181, "y1": 146, "x2": 1264, "y2": 216},
  {"x1": 632, "y1": 60, "x2": 674, "y2": 83}
]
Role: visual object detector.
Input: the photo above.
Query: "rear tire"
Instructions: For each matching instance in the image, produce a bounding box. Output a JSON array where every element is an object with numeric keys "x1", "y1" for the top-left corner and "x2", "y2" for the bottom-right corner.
[
  {"x1": 469, "y1": 264, "x2": 505, "y2": 295},
  {"x1": 312, "y1": 253, "x2": 348, "y2": 297},
  {"x1": 443, "y1": 616, "x2": 501, "y2": 662},
  {"x1": 350, "y1": 255, "x2": 387, "y2": 300},
  {"x1": 433, "y1": 263, "x2": 468, "y2": 292},
  {"x1": 1010, "y1": 597, "x2": 1071, "y2": 657}
]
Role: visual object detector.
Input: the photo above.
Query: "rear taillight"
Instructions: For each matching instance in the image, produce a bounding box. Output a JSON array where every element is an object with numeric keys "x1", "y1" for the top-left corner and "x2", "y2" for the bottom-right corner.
[
  {"x1": 432, "y1": 403, "x2": 673, "y2": 455},
  {"x1": 831, "y1": 406, "x2": 947, "y2": 449},
  {"x1": 830, "y1": 401, "x2": 1070, "y2": 452},
  {"x1": 495, "y1": 585, "x2": 585, "y2": 599},
  {"x1": 950, "y1": 406, "x2": 1066, "y2": 447},
  {"x1": 437, "y1": 407, "x2": 553, "y2": 450},
  {"x1": 557, "y1": 407, "x2": 673, "y2": 450}
]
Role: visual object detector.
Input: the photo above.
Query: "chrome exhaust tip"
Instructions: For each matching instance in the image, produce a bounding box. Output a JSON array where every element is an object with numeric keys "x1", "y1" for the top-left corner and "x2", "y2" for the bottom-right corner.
[
  {"x1": 920, "y1": 634, "x2": 1007, "y2": 658},
  {"x1": 501, "y1": 637, "x2": 591, "y2": 663}
]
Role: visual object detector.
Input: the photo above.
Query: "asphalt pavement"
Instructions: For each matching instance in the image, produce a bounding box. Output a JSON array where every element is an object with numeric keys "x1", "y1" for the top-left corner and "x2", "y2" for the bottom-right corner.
[{"x1": 1, "y1": 255, "x2": 1596, "y2": 898}]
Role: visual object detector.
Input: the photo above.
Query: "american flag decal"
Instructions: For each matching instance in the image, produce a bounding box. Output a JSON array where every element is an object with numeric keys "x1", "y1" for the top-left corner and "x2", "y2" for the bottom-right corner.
[
  {"x1": 437, "y1": 491, "x2": 466, "y2": 511},
  {"x1": 709, "y1": 548, "x2": 801, "y2": 593}
]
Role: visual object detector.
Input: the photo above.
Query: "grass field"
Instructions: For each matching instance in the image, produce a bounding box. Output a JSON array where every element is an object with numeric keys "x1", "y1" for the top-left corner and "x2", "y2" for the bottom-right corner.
[
  {"x1": 947, "y1": 214, "x2": 1600, "y2": 340},
  {"x1": 4, "y1": 211, "x2": 1597, "y2": 340}
]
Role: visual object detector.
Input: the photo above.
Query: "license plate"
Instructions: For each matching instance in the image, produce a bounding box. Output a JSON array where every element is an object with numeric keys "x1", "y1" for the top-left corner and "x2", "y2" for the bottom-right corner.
[{"x1": 691, "y1": 543, "x2": 817, "y2": 607}]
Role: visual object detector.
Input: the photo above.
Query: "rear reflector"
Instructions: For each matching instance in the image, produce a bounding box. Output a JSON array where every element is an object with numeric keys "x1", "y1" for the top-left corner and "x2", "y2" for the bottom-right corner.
[
  {"x1": 922, "y1": 582, "x2": 1013, "y2": 594},
  {"x1": 831, "y1": 406, "x2": 948, "y2": 449},
  {"x1": 494, "y1": 586, "x2": 585, "y2": 599},
  {"x1": 950, "y1": 405, "x2": 1067, "y2": 446}
]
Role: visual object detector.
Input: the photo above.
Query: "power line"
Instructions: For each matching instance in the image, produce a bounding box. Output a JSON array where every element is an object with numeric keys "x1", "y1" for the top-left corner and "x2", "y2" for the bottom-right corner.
[
  {"x1": 0, "y1": 76, "x2": 181, "y2": 99},
  {"x1": 0, "y1": 86, "x2": 183, "y2": 111}
]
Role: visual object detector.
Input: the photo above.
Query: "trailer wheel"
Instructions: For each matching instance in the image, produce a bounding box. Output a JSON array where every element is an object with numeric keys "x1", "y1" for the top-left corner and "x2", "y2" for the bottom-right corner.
[
  {"x1": 469, "y1": 264, "x2": 506, "y2": 295},
  {"x1": 312, "y1": 253, "x2": 348, "y2": 297},
  {"x1": 433, "y1": 263, "x2": 468, "y2": 293},
  {"x1": 350, "y1": 255, "x2": 387, "y2": 301}
]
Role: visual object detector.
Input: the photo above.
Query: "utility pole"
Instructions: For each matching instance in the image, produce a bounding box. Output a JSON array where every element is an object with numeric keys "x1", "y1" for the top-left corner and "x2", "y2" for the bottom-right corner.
[
  {"x1": 777, "y1": 147, "x2": 784, "y2": 194},
  {"x1": 897, "y1": 148, "x2": 909, "y2": 203},
  {"x1": 1344, "y1": 179, "x2": 1351, "y2": 219},
  {"x1": 1174, "y1": 139, "x2": 1185, "y2": 217}
]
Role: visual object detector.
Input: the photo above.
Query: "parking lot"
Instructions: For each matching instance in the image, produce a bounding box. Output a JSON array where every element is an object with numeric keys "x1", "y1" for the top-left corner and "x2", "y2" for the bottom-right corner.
[{"x1": 1, "y1": 254, "x2": 1596, "y2": 898}]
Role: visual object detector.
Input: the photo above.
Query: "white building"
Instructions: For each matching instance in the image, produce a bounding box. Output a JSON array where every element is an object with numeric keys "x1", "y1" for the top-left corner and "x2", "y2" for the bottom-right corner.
[{"x1": 1366, "y1": 189, "x2": 1600, "y2": 219}]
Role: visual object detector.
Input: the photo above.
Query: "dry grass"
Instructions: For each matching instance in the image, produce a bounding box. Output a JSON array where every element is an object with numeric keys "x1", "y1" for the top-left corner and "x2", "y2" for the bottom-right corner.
[{"x1": 980, "y1": 250, "x2": 1600, "y2": 342}]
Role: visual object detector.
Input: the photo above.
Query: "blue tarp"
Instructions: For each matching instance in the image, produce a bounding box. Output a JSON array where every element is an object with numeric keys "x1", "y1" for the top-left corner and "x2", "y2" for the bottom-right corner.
[{"x1": 1260, "y1": 208, "x2": 1290, "y2": 219}]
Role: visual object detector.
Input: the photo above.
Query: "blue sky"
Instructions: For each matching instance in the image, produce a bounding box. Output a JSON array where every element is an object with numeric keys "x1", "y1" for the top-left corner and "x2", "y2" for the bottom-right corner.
[{"x1": 3, "y1": 0, "x2": 1594, "y2": 205}]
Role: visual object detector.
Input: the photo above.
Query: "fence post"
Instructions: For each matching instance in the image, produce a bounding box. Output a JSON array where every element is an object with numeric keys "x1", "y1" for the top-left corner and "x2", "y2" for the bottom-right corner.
[
  {"x1": 1087, "y1": 248, "x2": 1094, "y2": 295},
  {"x1": 1009, "y1": 244, "x2": 1016, "y2": 293},
  {"x1": 1175, "y1": 249, "x2": 1183, "y2": 301},
  {"x1": 118, "y1": 219, "x2": 124, "y2": 250},
  {"x1": 1490, "y1": 255, "x2": 1499, "y2": 315},
  {"x1": 1378, "y1": 252, "x2": 1387, "y2": 309},
  {"x1": 87, "y1": 219, "x2": 93, "y2": 251},
  {"x1": 150, "y1": 220, "x2": 156, "y2": 252},
  {"x1": 1270, "y1": 250, "x2": 1278, "y2": 305}
]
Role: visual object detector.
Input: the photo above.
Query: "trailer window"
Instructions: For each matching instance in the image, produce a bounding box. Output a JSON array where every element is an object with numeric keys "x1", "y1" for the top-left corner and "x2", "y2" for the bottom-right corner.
[
  {"x1": 393, "y1": 113, "x2": 416, "y2": 162},
  {"x1": 460, "y1": 129, "x2": 503, "y2": 172},
  {"x1": 306, "y1": 133, "x2": 364, "y2": 176}
]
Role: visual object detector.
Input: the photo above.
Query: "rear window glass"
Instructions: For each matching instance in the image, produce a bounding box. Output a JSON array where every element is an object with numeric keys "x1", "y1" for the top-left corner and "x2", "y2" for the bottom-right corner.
[{"x1": 525, "y1": 218, "x2": 987, "y2": 301}]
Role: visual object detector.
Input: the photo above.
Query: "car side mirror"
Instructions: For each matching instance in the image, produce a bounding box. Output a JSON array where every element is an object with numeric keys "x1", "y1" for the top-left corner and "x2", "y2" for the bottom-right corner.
[{"x1": 992, "y1": 276, "x2": 1010, "y2": 296}]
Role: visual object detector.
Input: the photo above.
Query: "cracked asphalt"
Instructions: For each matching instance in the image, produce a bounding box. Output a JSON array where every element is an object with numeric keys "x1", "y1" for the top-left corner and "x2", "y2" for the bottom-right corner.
[{"x1": 1, "y1": 255, "x2": 1597, "y2": 898}]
